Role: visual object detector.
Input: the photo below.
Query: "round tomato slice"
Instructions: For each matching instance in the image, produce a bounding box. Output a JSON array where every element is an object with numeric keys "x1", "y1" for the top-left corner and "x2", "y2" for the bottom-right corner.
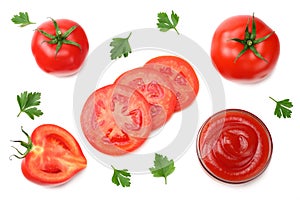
[
  {"x1": 144, "y1": 55, "x2": 199, "y2": 111},
  {"x1": 114, "y1": 67, "x2": 177, "y2": 130},
  {"x1": 80, "y1": 84, "x2": 152, "y2": 156},
  {"x1": 20, "y1": 124, "x2": 87, "y2": 185}
]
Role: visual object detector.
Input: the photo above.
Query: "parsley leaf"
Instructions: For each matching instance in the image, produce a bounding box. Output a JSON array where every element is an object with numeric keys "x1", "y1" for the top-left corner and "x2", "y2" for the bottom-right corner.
[
  {"x1": 149, "y1": 153, "x2": 175, "y2": 184},
  {"x1": 17, "y1": 91, "x2": 43, "y2": 120},
  {"x1": 111, "y1": 165, "x2": 131, "y2": 187},
  {"x1": 269, "y1": 96, "x2": 293, "y2": 118},
  {"x1": 110, "y1": 32, "x2": 132, "y2": 60},
  {"x1": 157, "y1": 10, "x2": 180, "y2": 35},
  {"x1": 11, "y1": 12, "x2": 36, "y2": 27}
]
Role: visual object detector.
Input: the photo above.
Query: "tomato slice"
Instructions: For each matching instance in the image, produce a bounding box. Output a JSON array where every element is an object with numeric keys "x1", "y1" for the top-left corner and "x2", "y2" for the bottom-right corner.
[
  {"x1": 114, "y1": 67, "x2": 177, "y2": 130},
  {"x1": 21, "y1": 124, "x2": 87, "y2": 185},
  {"x1": 80, "y1": 84, "x2": 152, "y2": 155},
  {"x1": 144, "y1": 55, "x2": 199, "y2": 111}
]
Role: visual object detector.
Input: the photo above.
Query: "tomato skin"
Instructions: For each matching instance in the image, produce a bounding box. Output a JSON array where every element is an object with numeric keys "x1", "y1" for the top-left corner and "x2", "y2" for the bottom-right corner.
[
  {"x1": 211, "y1": 15, "x2": 280, "y2": 83},
  {"x1": 21, "y1": 124, "x2": 87, "y2": 185},
  {"x1": 31, "y1": 19, "x2": 89, "y2": 76}
]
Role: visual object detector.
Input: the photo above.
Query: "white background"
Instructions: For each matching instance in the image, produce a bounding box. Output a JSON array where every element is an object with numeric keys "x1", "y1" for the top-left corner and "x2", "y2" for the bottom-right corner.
[{"x1": 1, "y1": 0, "x2": 299, "y2": 199}]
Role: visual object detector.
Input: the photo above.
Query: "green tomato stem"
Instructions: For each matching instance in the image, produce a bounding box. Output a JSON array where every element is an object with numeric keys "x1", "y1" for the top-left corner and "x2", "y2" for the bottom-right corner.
[
  {"x1": 246, "y1": 40, "x2": 253, "y2": 46},
  {"x1": 9, "y1": 127, "x2": 33, "y2": 160},
  {"x1": 230, "y1": 14, "x2": 274, "y2": 63},
  {"x1": 36, "y1": 18, "x2": 81, "y2": 57}
]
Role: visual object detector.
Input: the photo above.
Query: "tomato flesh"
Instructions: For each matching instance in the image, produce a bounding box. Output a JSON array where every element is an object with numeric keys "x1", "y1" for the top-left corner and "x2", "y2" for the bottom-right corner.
[
  {"x1": 80, "y1": 84, "x2": 152, "y2": 155},
  {"x1": 114, "y1": 67, "x2": 177, "y2": 130},
  {"x1": 144, "y1": 55, "x2": 199, "y2": 111},
  {"x1": 21, "y1": 124, "x2": 87, "y2": 185},
  {"x1": 197, "y1": 109, "x2": 272, "y2": 183}
]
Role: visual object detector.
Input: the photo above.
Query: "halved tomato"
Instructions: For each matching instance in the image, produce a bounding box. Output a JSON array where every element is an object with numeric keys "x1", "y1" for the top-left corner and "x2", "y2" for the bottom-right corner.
[
  {"x1": 144, "y1": 55, "x2": 199, "y2": 111},
  {"x1": 114, "y1": 67, "x2": 177, "y2": 130},
  {"x1": 80, "y1": 84, "x2": 152, "y2": 156},
  {"x1": 11, "y1": 124, "x2": 87, "y2": 185}
]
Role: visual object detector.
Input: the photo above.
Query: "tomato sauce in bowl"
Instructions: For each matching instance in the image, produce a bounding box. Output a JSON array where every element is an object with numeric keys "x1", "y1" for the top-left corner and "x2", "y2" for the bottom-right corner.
[{"x1": 196, "y1": 109, "x2": 272, "y2": 184}]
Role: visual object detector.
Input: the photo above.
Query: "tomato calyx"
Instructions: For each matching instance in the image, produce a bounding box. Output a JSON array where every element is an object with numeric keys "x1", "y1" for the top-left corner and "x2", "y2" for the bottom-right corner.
[
  {"x1": 36, "y1": 18, "x2": 81, "y2": 57},
  {"x1": 230, "y1": 14, "x2": 274, "y2": 63},
  {"x1": 9, "y1": 127, "x2": 33, "y2": 160}
]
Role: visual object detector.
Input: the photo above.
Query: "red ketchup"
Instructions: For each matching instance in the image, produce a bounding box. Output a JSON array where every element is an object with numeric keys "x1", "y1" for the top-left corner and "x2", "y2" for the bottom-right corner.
[{"x1": 197, "y1": 109, "x2": 272, "y2": 183}]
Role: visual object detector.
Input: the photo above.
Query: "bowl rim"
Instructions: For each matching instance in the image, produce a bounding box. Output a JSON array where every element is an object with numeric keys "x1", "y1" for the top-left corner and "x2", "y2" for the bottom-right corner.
[{"x1": 196, "y1": 108, "x2": 273, "y2": 184}]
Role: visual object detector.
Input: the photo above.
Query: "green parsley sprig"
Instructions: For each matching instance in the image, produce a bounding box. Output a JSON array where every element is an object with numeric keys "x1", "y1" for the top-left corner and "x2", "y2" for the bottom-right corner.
[
  {"x1": 111, "y1": 165, "x2": 131, "y2": 187},
  {"x1": 157, "y1": 11, "x2": 180, "y2": 35},
  {"x1": 17, "y1": 91, "x2": 43, "y2": 120},
  {"x1": 110, "y1": 32, "x2": 132, "y2": 60},
  {"x1": 269, "y1": 96, "x2": 293, "y2": 118},
  {"x1": 149, "y1": 153, "x2": 175, "y2": 184},
  {"x1": 11, "y1": 12, "x2": 36, "y2": 27}
]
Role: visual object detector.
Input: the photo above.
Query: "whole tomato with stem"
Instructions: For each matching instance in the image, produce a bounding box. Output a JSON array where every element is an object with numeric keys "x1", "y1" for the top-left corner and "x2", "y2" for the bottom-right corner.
[
  {"x1": 10, "y1": 124, "x2": 87, "y2": 185},
  {"x1": 211, "y1": 14, "x2": 280, "y2": 83},
  {"x1": 31, "y1": 18, "x2": 89, "y2": 76}
]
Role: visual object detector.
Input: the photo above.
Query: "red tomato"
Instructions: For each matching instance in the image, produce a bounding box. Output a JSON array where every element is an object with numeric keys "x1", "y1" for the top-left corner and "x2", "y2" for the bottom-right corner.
[
  {"x1": 11, "y1": 124, "x2": 87, "y2": 185},
  {"x1": 211, "y1": 14, "x2": 280, "y2": 83},
  {"x1": 80, "y1": 84, "x2": 152, "y2": 155},
  {"x1": 144, "y1": 55, "x2": 199, "y2": 111},
  {"x1": 31, "y1": 18, "x2": 89, "y2": 76},
  {"x1": 114, "y1": 67, "x2": 177, "y2": 130}
]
